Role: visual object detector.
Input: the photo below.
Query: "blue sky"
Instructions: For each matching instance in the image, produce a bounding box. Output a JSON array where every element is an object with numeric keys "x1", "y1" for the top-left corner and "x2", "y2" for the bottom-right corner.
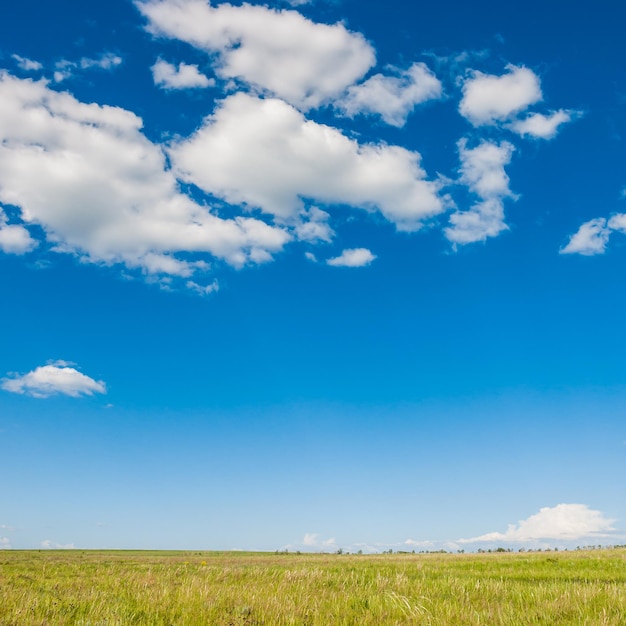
[{"x1": 0, "y1": 0, "x2": 624, "y2": 552}]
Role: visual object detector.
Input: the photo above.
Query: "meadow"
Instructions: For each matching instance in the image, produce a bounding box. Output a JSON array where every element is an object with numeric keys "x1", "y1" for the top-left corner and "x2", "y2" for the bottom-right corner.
[{"x1": 0, "y1": 548, "x2": 624, "y2": 625}]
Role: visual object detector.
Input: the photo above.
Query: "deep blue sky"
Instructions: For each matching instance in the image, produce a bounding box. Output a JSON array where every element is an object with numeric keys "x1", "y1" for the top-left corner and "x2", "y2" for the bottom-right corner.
[{"x1": 0, "y1": 0, "x2": 624, "y2": 551}]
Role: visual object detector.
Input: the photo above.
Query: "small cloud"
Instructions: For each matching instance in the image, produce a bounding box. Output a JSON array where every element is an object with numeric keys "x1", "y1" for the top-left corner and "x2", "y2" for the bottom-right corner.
[
  {"x1": 327, "y1": 248, "x2": 376, "y2": 267},
  {"x1": 303, "y1": 533, "x2": 319, "y2": 546},
  {"x1": 458, "y1": 504, "x2": 617, "y2": 544},
  {"x1": 41, "y1": 539, "x2": 76, "y2": 549},
  {"x1": 508, "y1": 109, "x2": 580, "y2": 140},
  {"x1": 186, "y1": 279, "x2": 219, "y2": 295},
  {"x1": 151, "y1": 59, "x2": 214, "y2": 90},
  {"x1": 446, "y1": 139, "x2": 515, "y2": 245},
  {"x1": 336, "y1": 62, "x2": 442, "y2": 127},
  {"x1": 0, "y1": 223, "x2": 37, "y2": 254},
  {"x1": 560, "y1": 218, "x2": 610, "y2": 256},
  {"x1": 459, "y1": 64, "x2": 542, "y2": 126},
  {"x1": 11, "y1": 54, "x2": 43, "y2": 72},
  {"x1": 54, "y1": 53, "x2": 122, "y2": 82},
  {"x1": 304, "y1": 251, "x2": 317, "y2": 263},
  {"x1": 0, "y1": 537, "x2": 11, "y2": 549},
  {"x1": 301, "y1": 533, "x2": 337, "y2": 550},
  {"x1": 1, "y1": 363, "x2": 106, "y2": 398},
  {"x1": 404, "y1": 539, "x2": 435, "y2": 549},
  {"x1": 294, "y1": 207, "x2": 334, "y2": 243}
]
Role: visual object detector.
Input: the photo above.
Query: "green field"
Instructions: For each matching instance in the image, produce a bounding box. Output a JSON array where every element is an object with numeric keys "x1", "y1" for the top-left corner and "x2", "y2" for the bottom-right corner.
[{"x1": 1, "y1": 549, "x2": 624, "y2": 625}]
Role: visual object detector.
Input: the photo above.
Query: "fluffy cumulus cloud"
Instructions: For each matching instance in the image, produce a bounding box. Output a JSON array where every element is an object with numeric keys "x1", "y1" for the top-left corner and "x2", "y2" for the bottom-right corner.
[
  {"x1": 560, "y1": 218, "x2": 611, "y2": 255},
  {"x1": 170, "y1": 92, "x2": 444, "y2": 230},
  {"x1": 136, "y1": 0, "x2": 375, "y2": 109},
  {"x1": 151, "y1": 59, "x2": 213, "y2": 89},
  {"x1": 446, "y1": 139, "x2": 515, "y2": 244},
  {"x1": 460, "y1": 65, "x2": 542, "y2": 126},
  {"x1": 458, "y1": 504, "x2": 617, "y2": 544},
  {"x1": 0, "y1": 208, "x2": 37, "y2": 254},
  {"x1": 509, "y1": 109, "x2": 577, "y2": 140},
  {"x1": 0, "y1": 72, "x2": 290, "y2": 278},
  {"x1": 0, "y1": 537, "x2": 10, "y2": 549},
  {"x1": 1, "y1": 361, "x2": 106, "y2": 398},
  {"x1": 327, "y1": 247, "x2": 376, "y2": 267},
  {"x1": 336, "y1": 62, "x2": 442, "y2": 127},
  {"x1": 0, "y1": 2, "x2": 582, "y2": 289}
]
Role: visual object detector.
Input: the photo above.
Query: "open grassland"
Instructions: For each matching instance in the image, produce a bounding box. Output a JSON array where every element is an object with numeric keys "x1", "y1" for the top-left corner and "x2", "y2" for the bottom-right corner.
[{"x1": 0, "y1": 549, "x2": 625, "y2": 625}]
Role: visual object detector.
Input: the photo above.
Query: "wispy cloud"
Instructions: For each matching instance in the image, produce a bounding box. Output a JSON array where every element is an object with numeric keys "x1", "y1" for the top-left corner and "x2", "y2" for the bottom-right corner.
[
  {"x1": 41, "y1": 539, "x2": 76, "y2": 549},
  {"x1": 53, "y1": 52, "x2": 122, "y2": 82},
  {"x1": 11, "y1": 54, "x2": 43, "y2": 71}
]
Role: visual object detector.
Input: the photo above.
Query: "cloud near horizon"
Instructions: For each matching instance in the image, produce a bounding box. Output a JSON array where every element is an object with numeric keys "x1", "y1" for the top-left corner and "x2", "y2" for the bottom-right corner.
[{"x1": 458, "y1": 504, "x2": 617, "y2": 544}]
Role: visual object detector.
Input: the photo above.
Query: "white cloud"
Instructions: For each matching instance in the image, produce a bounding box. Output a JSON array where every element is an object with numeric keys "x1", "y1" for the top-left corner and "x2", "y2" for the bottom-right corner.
[
  {"x1": 458, "y1": 504, "x2": 617, "y2": 544},
  {"x1": 303, "y1": 532, "x2": 319, "y2": 546},
  {"x1": 560, "y1": 218, "x2": 610, "y2": 256},
  {"x1": 336, "y1": 62, "x2": 442, "y2": 127},
  {"x1": 459, "y1": 65, "x2": 542, "y2": 126},
  {"x1": 54, "y1": 53, "x2": 123, "y2": 82},
  {"x1": 446, "y1": 139, "x2": 515, "y2": 244},
  {"x1": 12, "y1": 54, "x2": 43, "y2": 72},
  {"x1": 509, "y1": 109, "x2": 578, "y2": 140},
  {"x1": 151, "y1": 59, "x2": 214, "y2": 89},
  {"x1": 0, "y1": 72, "x2": 290, "y2": 280},
  {"x1": 299, "y1": 533, "x2": 337, "y2": 550},
  {"x1": 41, "y1": 539, "x2": 76, "y2": 549},
  {"x1": 2, "y1": 362, "x2": 106, "y2": 398},
  {"x1": 294, "y1": 207, "x2": 334, "y2": 243},
  {"x1": 136, "y1": 0, "x2": 375, "y2": 109},
  {"x1": 0, "y1": 209, "x2": 37, "y2": 254},
  {"x1": 327, "y1": 247, "x2": 376, "y2": 267},
  {"x1": 404, "y1": 539, "x2": 435, "y2": 550},
  {"x1": 170, "y1": 92, "x2": 444, "y2": 231},
  {"x1": 0, "y1": 537, "x2": 10, "y2": 549},
  {"x1": 186, "y1": 278, "x2": 219, "y2": 295}
]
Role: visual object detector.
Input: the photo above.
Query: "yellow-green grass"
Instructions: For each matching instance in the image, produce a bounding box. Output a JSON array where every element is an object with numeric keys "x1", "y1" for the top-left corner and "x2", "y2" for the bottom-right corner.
[{"x1": 1, "y1": 549, "x2": 625, "y2": 625}]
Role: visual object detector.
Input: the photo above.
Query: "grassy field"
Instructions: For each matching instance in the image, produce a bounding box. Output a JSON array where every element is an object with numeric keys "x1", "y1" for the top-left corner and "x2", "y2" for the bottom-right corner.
[{"x1": 0, "y1": 549, "x2": 625, "y2": 625}]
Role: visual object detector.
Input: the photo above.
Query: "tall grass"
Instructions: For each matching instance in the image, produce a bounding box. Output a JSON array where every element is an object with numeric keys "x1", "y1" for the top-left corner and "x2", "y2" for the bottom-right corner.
[{"x1": 1, "y1": 549, "x2": 624, "y2": 624}]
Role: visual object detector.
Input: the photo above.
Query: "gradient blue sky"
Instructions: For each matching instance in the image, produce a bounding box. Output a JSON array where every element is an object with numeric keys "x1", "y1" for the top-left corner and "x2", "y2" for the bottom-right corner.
[{"x1": 0, "y1": 0, "x2": 624, "y2": 552}]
